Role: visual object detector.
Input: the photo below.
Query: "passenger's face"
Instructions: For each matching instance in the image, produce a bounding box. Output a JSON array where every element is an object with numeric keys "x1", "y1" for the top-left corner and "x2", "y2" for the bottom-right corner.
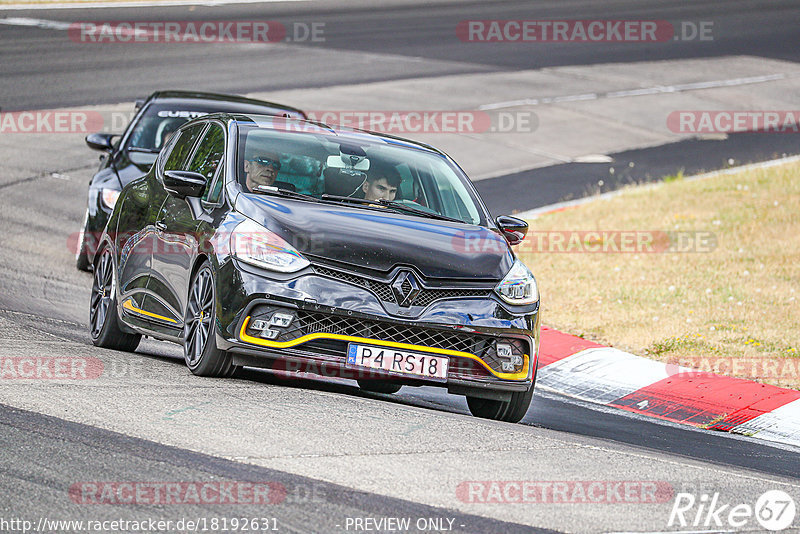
[
  {"x1": 363, "y1": 178, "x2": 398, "y2": 202},
  {"x1": 244, "y1": 159, "x2": 278, "y2": 191}
]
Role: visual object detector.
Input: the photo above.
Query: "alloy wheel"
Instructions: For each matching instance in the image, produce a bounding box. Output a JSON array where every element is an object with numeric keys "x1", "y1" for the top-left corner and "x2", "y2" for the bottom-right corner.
[
  {"x1": 90, "y1": 249, "x2": 114, "y2": 340},
  {"x1": 184, "y1": 267, "x2": 214, "y2": 367}
]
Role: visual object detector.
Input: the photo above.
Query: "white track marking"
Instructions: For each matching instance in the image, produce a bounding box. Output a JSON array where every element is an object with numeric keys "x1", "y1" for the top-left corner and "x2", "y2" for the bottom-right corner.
[
  {"x1": 730, "y1": 398, "x2": 800, "y2": 448},
  {"x1": 479, "y1": 74, "x2": 787, "y2": 110},
  {"x1": 538, "y1": 347, "x2": 681, "y2": 404},
  {"x1": 0, "y1": 0, "x2": 307, "y2": 10},
  {"x1": 0, "y1": 16, "x2": 71, "y2": 29}
]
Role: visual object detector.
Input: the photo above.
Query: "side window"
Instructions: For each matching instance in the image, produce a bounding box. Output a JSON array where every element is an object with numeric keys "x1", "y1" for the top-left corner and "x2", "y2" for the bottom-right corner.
[
  {"x1": 163, "y1": 123, "x2": 206, "y2": 172},
  {"x1": 186, "y1": 123, "x2": 225, "y2": 203}
]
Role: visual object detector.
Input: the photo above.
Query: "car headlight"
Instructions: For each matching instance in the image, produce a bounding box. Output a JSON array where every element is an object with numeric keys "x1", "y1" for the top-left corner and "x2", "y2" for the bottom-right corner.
[
  {"x1": 231, "y1": 218, "x2": 310, "y2": 273},
  {"x1": 495, "y1": 259, "x2": 539, "y2": 305},
  {"x1": 101, "y1": 188, "x2": 121, "y2": 209}
]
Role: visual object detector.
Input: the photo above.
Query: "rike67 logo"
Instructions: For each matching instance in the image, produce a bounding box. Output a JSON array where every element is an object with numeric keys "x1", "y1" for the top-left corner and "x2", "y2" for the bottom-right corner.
[{"x1": 669, "y1": 490, "x2": 797, "y2": 531}]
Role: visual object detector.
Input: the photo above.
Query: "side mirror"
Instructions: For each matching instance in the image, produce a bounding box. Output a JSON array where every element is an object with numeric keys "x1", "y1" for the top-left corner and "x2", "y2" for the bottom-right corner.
[
  {"x1": 163, "y1": 170, "x2": 206, "y2": 199},
  {"x1": 496, "y1": 215, "x2": 528, "y2": 246},
  {"x1": 85, "y1": 133, "x2": 116, "y2": 152},
  {"x1": 134, "y1": 98, "x2": 145, "y2": 111}
]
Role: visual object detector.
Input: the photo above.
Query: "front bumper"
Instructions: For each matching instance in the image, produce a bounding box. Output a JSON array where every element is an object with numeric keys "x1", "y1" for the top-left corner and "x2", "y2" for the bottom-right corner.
[{"x1": 216, "y1": 259, "x2": 540, "y2": 393}]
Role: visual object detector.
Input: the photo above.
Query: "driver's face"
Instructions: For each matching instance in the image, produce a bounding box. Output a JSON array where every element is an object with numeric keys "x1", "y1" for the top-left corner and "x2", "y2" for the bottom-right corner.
[
  {"x1": 363, "y1": 177, "x2": 398, "y2": 202},
  {"x1": 244, "y1": 159, "x2": 278, "y2": 191}
]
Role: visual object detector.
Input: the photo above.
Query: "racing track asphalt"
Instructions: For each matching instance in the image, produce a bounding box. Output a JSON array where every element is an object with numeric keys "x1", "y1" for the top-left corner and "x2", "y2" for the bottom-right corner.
[
  {"x1": 0, "y1": 402, "x2": 550, "y2": 534},
  {"x1": 475, "y1": 130, "x2": 800, "y2": 214},
  {"x1": 1, "y1": 0, "x2": 800, "y2": 111}
]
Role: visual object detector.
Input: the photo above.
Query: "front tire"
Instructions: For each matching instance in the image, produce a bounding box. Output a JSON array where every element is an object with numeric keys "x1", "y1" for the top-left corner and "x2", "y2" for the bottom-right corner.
[
  {"x1": 466, "y1": 385, "x2": 534, "y2": 423},
  {"x1": 89, "y1": 248, "x2": 141, "y2": 351},
  {"x1": 183, "y1": 262, "x2": 237, "y2": 377},
  {"x1": 76, "y1": 209, "x2": 91, "y2": 272}
]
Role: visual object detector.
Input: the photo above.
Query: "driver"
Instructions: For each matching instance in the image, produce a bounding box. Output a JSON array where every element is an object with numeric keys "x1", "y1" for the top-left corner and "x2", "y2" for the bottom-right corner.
[
  {"x1": 155, "y1": 119, "x2": 182, "y2": 149},
  {"x1": 361, "y1": 165, "x2": 401, "y2": 202},
  {"x1": 243, "y1": 152, "x2": 282, "y2": 192}
]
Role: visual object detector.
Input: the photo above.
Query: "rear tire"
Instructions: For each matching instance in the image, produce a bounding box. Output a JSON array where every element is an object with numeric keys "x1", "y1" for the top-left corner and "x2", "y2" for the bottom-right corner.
[
  {"x1": 466, "y1": 385, "x2": 534, "y2": 423},
  {"x1": 357, "y1": 379, "x2": 402, "y2": 394},
  {"x1": 183, "y1": 261, "x2": 238, "y2": 378},
  {"x1": 89, "y1": 248, "x2": 141, "y2": 351}
]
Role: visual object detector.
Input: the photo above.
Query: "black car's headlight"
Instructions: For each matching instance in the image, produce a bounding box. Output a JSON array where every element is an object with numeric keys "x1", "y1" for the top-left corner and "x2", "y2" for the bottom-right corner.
[
  {"x1": 101, "y1": 188, "x2": 121, "y2": 210},
  {"x1": 231, "y1": 219, "x2": 310, "y2": 273},
  {"x1": 495, "y1": 259, "x2": 539, "y2": 305}
]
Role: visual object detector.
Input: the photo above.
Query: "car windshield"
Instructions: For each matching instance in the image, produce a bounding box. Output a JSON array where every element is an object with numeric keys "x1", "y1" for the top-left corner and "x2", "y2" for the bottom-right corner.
[
  {"x1": 236, "y1": 120, "x2": 485, "y2": 225},
  {"x1": 124, "y1": 104, "x2": 213, "y2": 165}
]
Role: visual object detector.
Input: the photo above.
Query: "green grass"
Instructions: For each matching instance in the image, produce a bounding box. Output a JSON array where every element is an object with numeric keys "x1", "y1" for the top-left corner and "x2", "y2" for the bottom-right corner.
[{"x1": 516, "y1": 161, "x2": 800, "y2": 388}]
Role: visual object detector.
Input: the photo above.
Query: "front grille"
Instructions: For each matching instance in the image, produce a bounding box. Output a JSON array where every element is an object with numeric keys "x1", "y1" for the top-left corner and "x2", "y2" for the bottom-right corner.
[
  {"x1": 288, "y1": 310, "x2": 488, "y2": 354},
  {"x1": 313, "y1": 265, "x2": 491, "y2": 307},
  {"x1": 245, "y1": 305, "x2": 529, "y2": 376},
  {"x1": 314, "y1": 266, "x2": 397, "y2": 303},
  {"x1": 412, "y1": 288, "x2": 493, "y2": 308}
]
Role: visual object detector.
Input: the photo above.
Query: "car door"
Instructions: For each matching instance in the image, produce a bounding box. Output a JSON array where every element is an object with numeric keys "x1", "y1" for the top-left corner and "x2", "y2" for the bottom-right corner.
[
  {"x1": 113, "y1": 169, "x2": 164, "y2": 317},
  {"x1": 149, "y1": 121, "x2": 226, "y2": 328},
  {"x1": 122, "y1": 121, "x2": 207, "y2": 331}
]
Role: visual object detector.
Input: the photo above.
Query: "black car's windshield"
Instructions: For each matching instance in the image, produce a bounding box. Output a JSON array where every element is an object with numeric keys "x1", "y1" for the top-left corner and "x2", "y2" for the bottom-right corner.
[
  {"x1": 125, "y1": 104, "x2": 212, "y2": 165},
  {"x1": 237, "y1": 120, "x2": 485, "y2": 225},
  {"x1": 125, "y1": 101, "x2": 303, "y2": 166}
]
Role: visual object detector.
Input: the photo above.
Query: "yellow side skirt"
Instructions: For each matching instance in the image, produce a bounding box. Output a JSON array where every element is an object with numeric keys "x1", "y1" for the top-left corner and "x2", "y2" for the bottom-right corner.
[{"x1": 122, "y1": 298, "x2": 178, "y2": 324}]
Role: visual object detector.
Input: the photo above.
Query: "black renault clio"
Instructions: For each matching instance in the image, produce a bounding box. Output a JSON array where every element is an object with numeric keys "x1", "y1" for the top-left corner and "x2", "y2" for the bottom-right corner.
[{"x1": 90, "y1": 113, "x2": 540, "y2": 422}]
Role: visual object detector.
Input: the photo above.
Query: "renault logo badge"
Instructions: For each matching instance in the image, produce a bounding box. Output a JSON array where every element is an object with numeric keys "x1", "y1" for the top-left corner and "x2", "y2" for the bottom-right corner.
[{"x1": 391, "y1": 271, "x2": 421, "y2": 307}]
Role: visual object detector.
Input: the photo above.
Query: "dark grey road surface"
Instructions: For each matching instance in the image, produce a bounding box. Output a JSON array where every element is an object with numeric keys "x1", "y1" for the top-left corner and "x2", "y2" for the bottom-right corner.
[
  {"x1": 477, "y1": 130, "x2": 800, "y2": 214},
  {"x1": 1, "y1": 0, "x2": 800, "y2": 111},
  {"x1": 0, "y1": 402, "x2": 552, "y2": 534}
]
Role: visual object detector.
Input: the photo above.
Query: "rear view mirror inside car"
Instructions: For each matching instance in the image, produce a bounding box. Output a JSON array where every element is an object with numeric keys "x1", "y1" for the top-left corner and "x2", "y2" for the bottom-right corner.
[{"x1": 326, "y1": 143, "x2": 370, "y2": 171}]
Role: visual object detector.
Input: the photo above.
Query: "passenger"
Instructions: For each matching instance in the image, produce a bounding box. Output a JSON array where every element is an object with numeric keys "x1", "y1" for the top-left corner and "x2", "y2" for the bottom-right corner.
[
  {"x1": 361, "y1": 165, "x2": 402, "y2": 202},
  {"x1": 243, "y1": 153, "x2": 282, "y2": 192}
]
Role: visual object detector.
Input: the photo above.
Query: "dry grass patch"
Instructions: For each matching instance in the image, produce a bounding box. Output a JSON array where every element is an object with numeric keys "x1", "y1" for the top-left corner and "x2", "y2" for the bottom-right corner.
[{"x1": 516, "y1": 161, "x2": 800, "y2": 388}]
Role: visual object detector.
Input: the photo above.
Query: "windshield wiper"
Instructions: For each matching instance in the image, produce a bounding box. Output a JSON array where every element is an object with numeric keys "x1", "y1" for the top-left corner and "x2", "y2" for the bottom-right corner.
[
  {"x1": 253, "y1": 185, "x2": 321, "y2": 202},
  {"x1": 320, "y1": 194, "x2": 377, "y2": 206},
  {"x1": 379, "y1": 200, "x2": 464, "y2": 223},
  {"x1": 320, "y1": 194, "x2": 464, "y2": 223},
  {"x1": 126, "y1": 147, "x2": 160, "y2": 153}
]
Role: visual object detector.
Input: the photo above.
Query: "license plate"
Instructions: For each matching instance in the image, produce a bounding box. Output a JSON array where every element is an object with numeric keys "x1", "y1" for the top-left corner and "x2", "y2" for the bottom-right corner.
[{"x1": 346, "y1": 343, "x2": 449, "y2": 381}]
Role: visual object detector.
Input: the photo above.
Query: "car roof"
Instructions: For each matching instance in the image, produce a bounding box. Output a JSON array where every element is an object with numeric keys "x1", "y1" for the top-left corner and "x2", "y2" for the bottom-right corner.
[
  {"x1": 204, "y1": 112, "x2": 447, "y2": 157},
  {"x1": 143, "y1": 90, "x2": 306, "y2": 118}
]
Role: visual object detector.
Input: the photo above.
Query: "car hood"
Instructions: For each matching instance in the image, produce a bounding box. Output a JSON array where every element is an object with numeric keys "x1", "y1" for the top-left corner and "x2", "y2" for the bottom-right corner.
[
  {"x1": 116, "y1": 155, "x2": 154, "y2": 185},
  {"x1": 236, "y1": 194, "x2": 514, "y2": 280},
  {"x1": 94, "y1": 156, "x2": 151, "y2": 193}
]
